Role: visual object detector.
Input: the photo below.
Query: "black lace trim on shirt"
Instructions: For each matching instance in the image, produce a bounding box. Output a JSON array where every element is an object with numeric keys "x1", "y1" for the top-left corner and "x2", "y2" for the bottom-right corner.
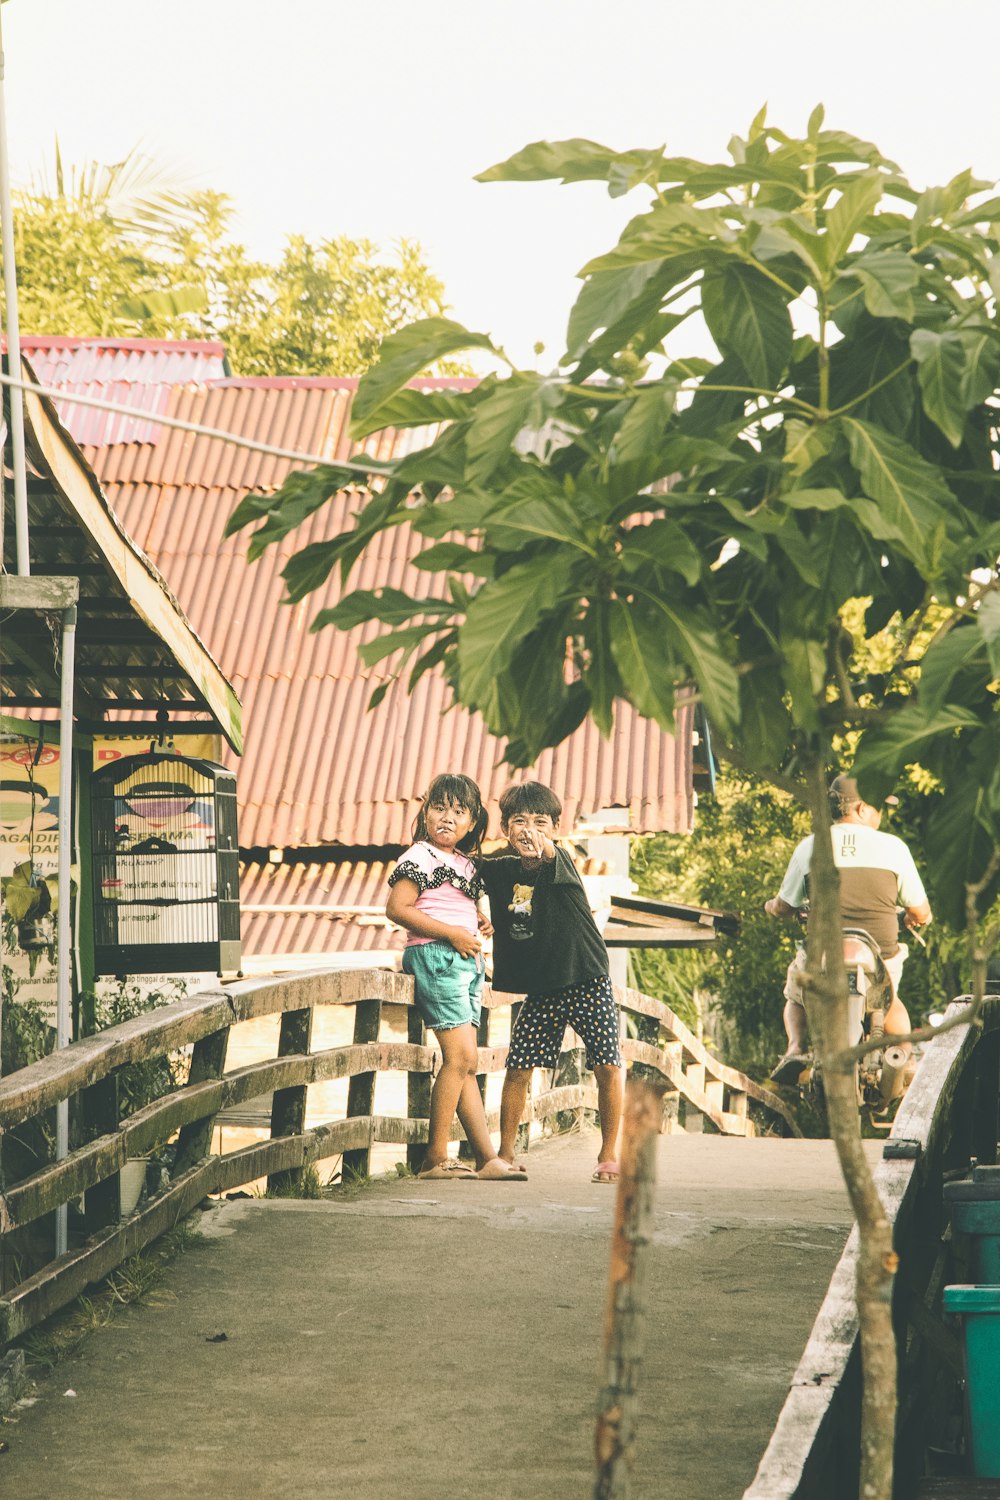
[{"x1": 388, "y1": 860, "x2": 484, "y2": 902}]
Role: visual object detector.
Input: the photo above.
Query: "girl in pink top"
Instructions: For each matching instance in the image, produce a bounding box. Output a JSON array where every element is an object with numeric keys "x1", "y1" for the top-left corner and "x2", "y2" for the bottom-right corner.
[{"x1": 387, "y1": 773, "x2": 526, "y2": 1182}]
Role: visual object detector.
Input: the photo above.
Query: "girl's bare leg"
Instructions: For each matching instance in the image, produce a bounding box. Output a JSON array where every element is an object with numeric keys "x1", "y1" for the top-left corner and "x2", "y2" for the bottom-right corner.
[{"x1": 424, "y1": 1023, "x2": 479, "y2": 1167}]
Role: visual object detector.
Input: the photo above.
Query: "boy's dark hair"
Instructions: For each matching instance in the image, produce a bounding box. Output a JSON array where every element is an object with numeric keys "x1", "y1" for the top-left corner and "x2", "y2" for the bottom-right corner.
[
  {"x1": 498, "y1": 781, "x2": 562, "y2": 824},
  {"x1": 413, "y1": 772, "x2": 489, "y2": 855}
]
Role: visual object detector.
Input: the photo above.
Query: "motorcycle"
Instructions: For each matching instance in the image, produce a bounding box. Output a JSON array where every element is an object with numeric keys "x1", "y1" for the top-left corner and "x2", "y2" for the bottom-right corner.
[{"x1": 786, "y1": 918, "x2": 914, "y2": 1124}]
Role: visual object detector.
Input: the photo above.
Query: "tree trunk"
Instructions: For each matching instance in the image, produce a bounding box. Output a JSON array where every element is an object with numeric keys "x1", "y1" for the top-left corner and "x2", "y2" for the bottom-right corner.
[
  {"x1": 594, "y1": 1075, "x2": 664, "y2": 1499},
  {"x1": 802, "y1": 754, "x2": 898, "y2": 1500}
]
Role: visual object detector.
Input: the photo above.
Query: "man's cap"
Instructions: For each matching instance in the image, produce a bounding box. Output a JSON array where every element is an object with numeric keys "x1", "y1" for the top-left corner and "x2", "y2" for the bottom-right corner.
[
  {"x1": 830, "y1": 774, "x2": 861, "y2": 805},
  {"x1": 829, "y1": 774, "x2": 898, "y2": 811}
]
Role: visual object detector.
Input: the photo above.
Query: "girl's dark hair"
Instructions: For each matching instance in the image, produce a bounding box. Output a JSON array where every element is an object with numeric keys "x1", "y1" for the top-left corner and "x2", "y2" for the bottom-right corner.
[
  {"x1": 413, "y1": 773, "x2": 489, "y2": 855},
  {"x1": 498, "y1": 781, "x2": 562, "y2": 823}
]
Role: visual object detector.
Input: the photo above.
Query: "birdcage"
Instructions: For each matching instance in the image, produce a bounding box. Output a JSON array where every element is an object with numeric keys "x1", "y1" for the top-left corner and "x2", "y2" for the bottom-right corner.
[{"x1": 91, "y1": 752, "x2": 240, "y2": 976}]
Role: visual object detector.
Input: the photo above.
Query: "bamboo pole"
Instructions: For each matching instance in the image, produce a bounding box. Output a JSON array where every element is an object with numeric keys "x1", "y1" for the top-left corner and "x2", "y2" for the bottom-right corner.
[{"x1": 594, "y1": 1074, "x2": 665, "y2": 1499}]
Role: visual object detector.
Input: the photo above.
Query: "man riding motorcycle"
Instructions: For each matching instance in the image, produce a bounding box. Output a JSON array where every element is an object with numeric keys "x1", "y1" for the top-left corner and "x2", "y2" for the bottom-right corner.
[{"x1": 765, "y1": 775, "x2": 932, "y2": 1086}]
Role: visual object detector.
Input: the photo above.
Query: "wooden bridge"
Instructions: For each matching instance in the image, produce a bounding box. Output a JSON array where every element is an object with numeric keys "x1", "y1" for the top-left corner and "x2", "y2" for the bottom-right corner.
[{"x1": 0, "y1": 973, "x2": 996, "y2": 1497}]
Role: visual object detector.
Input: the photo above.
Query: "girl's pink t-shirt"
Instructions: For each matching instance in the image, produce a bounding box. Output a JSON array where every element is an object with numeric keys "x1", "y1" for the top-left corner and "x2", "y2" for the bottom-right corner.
[{"x1": 388, "y1": 841, "x2": 483, "y2": 947}]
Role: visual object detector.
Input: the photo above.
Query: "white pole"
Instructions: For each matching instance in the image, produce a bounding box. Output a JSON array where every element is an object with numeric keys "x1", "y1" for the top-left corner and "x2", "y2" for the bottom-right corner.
[
  {"x1": 54, "y1": 605, "x2": 77, "y2": 1257},
  {"x1": 0, "y1": 6, "x2": 30, "y2": 574}
]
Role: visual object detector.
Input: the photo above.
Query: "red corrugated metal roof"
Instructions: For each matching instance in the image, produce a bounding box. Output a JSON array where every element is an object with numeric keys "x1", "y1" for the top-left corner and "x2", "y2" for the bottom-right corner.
[
  {"x1": 240, "y1": 858, "x2": 403, "y2": 957},
  {"x1": 33, "y1": 362, "x2": 691, "y2": 857},
  {"x1": 14, "y1": 337, "x2": 228, "y2": 446}
]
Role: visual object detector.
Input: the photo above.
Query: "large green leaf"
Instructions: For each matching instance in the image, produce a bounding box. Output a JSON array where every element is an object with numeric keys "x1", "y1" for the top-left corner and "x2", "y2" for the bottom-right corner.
[
  {"x1": 828, "y1": 314, "x2": 914, "y2": 431},
  {"x1": 581, "y1": 202, "x2": 734, "y2": 273},
  {"x1": 608, "y1": 600, "x2": 677, "y2": 729},
  {"x1": 314, "y1": 586, "x2": 456, "y2": 631},
  {"x1": 475, "y1": 138, "x2": 663, "y2": 188},
  {"x1": 351, "y1": 317, "x2": 505, "y2": 436},
  {"x1": 958, "y1": 328, "x2": 1000, "y2": 408},
  {"x1": 485, "y1": 489, "x2": 598, "y2": 555},
  {"x1": 617, "y1": 520, "x2": 702, "y2": 586},
  {"x1": 464, "y1": 374, "x2": 561, "y2": 484},
  {"x1": 410, "y1": 541, "x2": 494, "y2": 578},
  {"x1": 910, "y1": 329, "x2": 968, "y2": 447},
  {"x1": 978, "y1": 591, "x2": 1000, "y2": 677},
  {"x1": 822, "y1": 170, "x2": 884, "y2": 268},
  {"x1": 701, "y1": 262, "x2": 792, "y2": 388},
  {"x1": 853, "y1": 701, "x2": 981, "y2": 786},
  {"x1": 843, "y1": 249, "x2": 920, "y2": 320},
  {"x1": 456, "y1": 555, "x2": 573, "y2": 707},
  {"x1": 923, "y1": 768, "x2": 1000, "y2": 928},
  {"x1": 581, "y1": 601, "x2": 622, "y2": 738},
  {"x1": 631, "y1": 594, "x2": 741, "y2": 736},
  {"x1": 841, "y1": 417, "x2": 955, "y2": 564},
  {"x1": 357, "y1": 624, "x2": 433, "y2": 670},
  {"x1": 917, "y1": 624, "x2": 987, "y2": 714},
  {"x1": 226, "y1": 462, "x2": 368, "y2": 546},
  {"x1": 735, "y1": 669, "x2": 793, "y2": 770},
  {"x1": 613, "y1": 383, "x2": 678, "y2": 464},
  {"x1": 566, "y1": 262, "x2": 669, "y2": 360},
  {"x1": 359, "y1": 385, "x2": 479, "y2": 431}
]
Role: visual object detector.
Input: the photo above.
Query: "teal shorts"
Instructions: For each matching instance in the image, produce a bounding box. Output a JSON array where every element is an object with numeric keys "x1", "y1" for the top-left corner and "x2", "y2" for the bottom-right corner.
[{"x1": 402, "y1": 941, "x2": 484, "y2": 1032}]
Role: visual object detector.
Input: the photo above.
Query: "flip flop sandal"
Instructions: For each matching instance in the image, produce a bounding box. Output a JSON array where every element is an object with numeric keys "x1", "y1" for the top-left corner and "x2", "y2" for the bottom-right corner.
[
  {"x1": 476, "y1": 1158, "x2": 528, "y2": 1181},
  {"x1": 417, "y1": 1160, "x2": 477, "y2": 1180},
  {"x1": 591, "y1": 1161, "x2": 620, "y2": 1184}
]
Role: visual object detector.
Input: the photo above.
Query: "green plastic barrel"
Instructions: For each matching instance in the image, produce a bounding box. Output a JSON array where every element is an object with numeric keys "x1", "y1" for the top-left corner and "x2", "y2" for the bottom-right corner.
[
  {"x1": 943, "y1": 1163, "x2": 1000, "y2": 1282},
  {"x1": 943, "y1": 1284, "x2": 1000, "y2": 1477}
]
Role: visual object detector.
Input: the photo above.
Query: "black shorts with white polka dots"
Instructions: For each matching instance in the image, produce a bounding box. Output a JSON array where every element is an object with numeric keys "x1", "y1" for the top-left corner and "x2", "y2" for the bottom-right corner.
[{"x1": 506, "y1": 975, "x2": 622, "y2": 1071}]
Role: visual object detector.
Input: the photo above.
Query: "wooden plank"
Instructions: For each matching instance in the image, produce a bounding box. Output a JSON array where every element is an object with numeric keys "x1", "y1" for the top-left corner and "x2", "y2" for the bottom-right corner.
[
  {"x1": 225, "y1": 968, "x2": 413, "y2": 1022},
  {"x1": 0, "y1": 575, "x2": 80, "y2": 610},
  {"x1": 0, "y1": 993, "x2": 233, "y2": 1127}
]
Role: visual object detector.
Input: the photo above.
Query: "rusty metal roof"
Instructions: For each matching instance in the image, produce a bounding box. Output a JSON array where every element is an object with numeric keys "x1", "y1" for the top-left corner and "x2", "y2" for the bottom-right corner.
[
  {"x1": 24, "y1": 362, "x2": 691, "y2": 856},
  {"x1": 240, "y1": 857, "x2": 404, "y2": 957},
  {"x1": 14, "y1": 338, "x2": 228, "y2": 447}
]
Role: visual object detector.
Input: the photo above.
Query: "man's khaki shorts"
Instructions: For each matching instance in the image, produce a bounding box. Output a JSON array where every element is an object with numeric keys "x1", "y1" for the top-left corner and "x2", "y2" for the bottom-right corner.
[{"x1": 783, "y1": 943, "x2": 908, "y2": 1004}]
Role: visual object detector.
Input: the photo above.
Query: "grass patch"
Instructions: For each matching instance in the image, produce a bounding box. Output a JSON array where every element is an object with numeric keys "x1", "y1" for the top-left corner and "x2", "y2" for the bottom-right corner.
[{"x1": 15, "y1": 1212, "x2": 207, "y2": 1372}]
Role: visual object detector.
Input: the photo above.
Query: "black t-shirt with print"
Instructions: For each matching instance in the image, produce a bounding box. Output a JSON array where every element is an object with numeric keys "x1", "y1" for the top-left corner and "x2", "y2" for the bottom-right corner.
[{"x1": 478, "y1": 846, "x2": 610, "y2": 996}]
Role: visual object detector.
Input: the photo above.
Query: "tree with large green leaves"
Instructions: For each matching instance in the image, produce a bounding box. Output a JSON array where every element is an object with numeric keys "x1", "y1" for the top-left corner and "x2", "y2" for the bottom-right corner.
[
  {"x1": 229, "y1": 108, "x2": 1000, "y2": 1498},
  {"x1": 10, "y1": 149, "x2": 454, "y2": 372}
]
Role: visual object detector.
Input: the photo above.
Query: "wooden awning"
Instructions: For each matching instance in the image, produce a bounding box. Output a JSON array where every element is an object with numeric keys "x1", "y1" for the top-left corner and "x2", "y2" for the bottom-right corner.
[
  {"x1": 603, "y1": 893, "x2": 740, "y2": 949},
  {"x1": 1, "y1": 360, "x2": 242, "y2": 752}
]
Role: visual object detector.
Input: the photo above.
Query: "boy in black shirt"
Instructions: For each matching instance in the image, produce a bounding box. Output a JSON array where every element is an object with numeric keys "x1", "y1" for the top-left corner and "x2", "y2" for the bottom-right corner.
[{"x1": 478, "y1": 782, "x2": 623, "y2": 1184}]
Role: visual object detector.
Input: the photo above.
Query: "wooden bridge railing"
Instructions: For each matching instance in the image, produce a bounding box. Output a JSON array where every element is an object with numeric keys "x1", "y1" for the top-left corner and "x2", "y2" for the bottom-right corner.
[
  {"x1": 743, "y1": 995, "x2": 1000, "y2": 1500},
  {"x1": 0, "y1": 967, "x2": 796, "y2": 1349}
]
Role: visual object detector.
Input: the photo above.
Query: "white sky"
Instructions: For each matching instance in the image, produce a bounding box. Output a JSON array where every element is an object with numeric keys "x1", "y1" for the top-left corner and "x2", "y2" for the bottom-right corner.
[{"x1": 5, "y1": 0, "x2": 1000, "y2": 367}]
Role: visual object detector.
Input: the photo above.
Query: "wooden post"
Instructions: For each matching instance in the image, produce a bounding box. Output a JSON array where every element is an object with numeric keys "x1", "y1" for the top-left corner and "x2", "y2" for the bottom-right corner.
[
  {"x1": 594, "y1": 1075, "x2": 665, "y2": 1500},
  {"x1": 82, "y1": 1075, "x2": 121, "y2": 1230},
  {"x1": 407, "y1": 1005, "x2": 431, "y2": 1174},
  {"x1": 173, "y1": 1026, "x2": 231, "y2": 1180},
  {"x1": 266, "y1": 1007, "x2": 313, "y2": 1194},
  {"x1": 343, "y1": 998, "x2": 381, "y2": 1180}
]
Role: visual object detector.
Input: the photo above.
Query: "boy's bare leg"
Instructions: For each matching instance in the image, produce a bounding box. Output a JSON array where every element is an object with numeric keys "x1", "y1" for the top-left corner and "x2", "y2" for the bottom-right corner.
[
  {"x1": 424, "y1": 1024, "x2": 479, "y2": 1168},
  {"x1": 455, "y1": 1074, "x2": 498, "y2": 1169},
  {"x1": 499, "y1": 1067, "x2": 533, "y2": 1162},
  {"x1": 593, "y1": 1063, "x2": 623, "y2": 1164}
]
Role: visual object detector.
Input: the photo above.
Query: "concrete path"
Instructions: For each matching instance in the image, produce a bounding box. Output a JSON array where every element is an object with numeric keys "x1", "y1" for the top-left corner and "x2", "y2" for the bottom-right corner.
[{"x1": 0, "y1": 1131, "x2": 877, "y2": 1500}]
